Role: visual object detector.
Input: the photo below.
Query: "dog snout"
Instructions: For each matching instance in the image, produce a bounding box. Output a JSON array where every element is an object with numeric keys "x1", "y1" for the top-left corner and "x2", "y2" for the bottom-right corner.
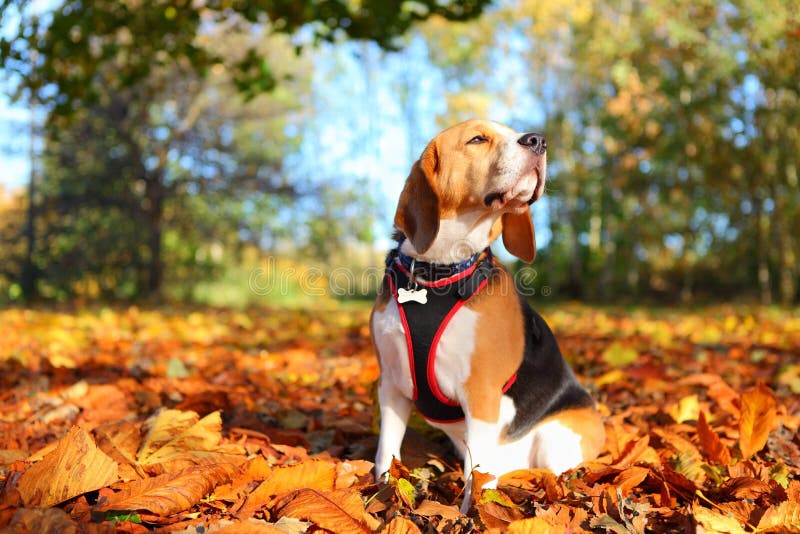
[{"x1": 517, "y1": 132, "x2": 546, "y2": 155}]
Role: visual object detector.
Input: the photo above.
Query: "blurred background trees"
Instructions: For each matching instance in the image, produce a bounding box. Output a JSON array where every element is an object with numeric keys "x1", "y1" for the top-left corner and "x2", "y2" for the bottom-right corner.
[{"x1": 0, "y1": 0, "x2": 798, "y2": 305}]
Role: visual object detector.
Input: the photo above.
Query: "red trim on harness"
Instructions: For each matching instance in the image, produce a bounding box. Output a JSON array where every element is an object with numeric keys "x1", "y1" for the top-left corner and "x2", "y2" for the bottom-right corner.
[
  {"x1": 426, "y1": 276, "x2": 489, "y2": 407},
  {"x1": 387, "y1": 275, "x2": 419, "y2": 401},
  {"x1": 394, "y1": 258, "x2": 479, "y2": 288},
  {"x1": 385, "y1": 262, "x2": 514, "y2": 424},
  {"x1": 502, "y1": 372, "x2": 518, "y2": 393}
]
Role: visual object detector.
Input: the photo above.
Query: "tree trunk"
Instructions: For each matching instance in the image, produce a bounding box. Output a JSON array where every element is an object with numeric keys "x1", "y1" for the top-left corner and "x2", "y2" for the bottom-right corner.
[
  {"x1": 772, "y1": 182, "x2": 797, "y2": 305},
  {"x1": 754, "y1": 197, "x2": 772, "y2": 305},
  {"x1": 145, "y1": 173, "x2": 165, "y2": 298},
  {"x1": 20, "y1": 102, "x2": 38, "y2": 301}
]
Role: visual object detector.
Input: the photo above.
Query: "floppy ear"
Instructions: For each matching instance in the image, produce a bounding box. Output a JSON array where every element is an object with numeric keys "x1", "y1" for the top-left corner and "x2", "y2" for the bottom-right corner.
[
  {"x1": 502, "y1": 211, "x2": 536, "y2": 263},
  {"x1": 393, "y1": 143, "x2": 440, "y2": 254}
]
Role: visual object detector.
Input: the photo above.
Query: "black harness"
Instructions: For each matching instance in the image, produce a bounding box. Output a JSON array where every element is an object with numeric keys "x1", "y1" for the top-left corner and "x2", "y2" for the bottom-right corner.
[{"x1": 384, "y1": 244, "x2": 516, "y2": 423}]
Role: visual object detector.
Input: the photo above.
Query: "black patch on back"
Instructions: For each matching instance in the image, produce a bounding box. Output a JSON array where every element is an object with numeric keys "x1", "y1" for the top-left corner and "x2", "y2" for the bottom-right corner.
[{"x1": 503, "y1": 297, "x2": 594, "y2": 440}]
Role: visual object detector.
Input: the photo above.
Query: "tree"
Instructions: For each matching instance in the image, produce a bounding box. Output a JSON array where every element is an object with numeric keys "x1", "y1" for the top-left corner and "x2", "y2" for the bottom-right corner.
[{"x1": 0, "y1": 0, "x2": 491, "y2": 300}]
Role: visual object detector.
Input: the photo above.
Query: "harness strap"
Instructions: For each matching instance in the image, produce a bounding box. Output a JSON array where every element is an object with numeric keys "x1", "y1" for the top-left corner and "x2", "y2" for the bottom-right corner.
[{"x1": 385, "y1": 249, "x2": 517, "y2": 423}]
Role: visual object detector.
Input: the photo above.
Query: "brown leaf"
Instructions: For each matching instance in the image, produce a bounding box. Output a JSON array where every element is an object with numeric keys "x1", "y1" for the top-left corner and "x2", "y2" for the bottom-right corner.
[
  {"x1": 477, "y1": 500, "x2": 526, "y2": 530},
  {"x1": 739, "y1": 385, "x2": 777, "y2": 459},
  {"x1": 383, "y1": 516, "x2": 422, "y2": 534},
  {"x1": 335, "y1": 459, "x2": 373, "y2": 489},
  {"x1": 5, "y1": 507, "x2": 78, "y2": 534},
  {"x1": 697, "y1": 411, "x2": 732, "y2": 465},
  {"x1": 136, "y1": 410, "x2": 243, "y2": 474},
  {"x1": 720, "y1": 477, "x2": 771, "y2": 500},
  {"x1": 612, "y1": 466, "x2": 650, "y2": 495},
  {"x1": 94, "y1": 463, "x2": 235, "y2": 516},
  {"x1": 413, "y1": 499, "x2": 462, "y2": 520},
  {"x1": 255, "y1": 460, "x2": 336, "y2": 497},
  {"x1": 389, "y1": 457, "x2": 410, "y2": 480},
  {"x1": 17, "y1": 426, "x2": 119, "y2": 507},
  {"x1": 274, "y1": 488, "x2": 372, "y2": 533},
  {"x1": 94, "y1": 421, "x2": 147, "y2": 481}
]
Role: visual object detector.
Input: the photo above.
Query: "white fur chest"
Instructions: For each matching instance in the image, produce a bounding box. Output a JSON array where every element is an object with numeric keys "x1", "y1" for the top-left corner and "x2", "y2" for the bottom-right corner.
[{"x1": 372, "y1": 297, "x2": 478, "y2": 406}]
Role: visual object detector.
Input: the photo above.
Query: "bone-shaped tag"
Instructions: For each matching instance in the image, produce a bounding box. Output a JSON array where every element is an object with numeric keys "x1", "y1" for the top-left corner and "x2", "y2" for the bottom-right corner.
[{"x1": 397, "y1": 287, "x2": 428, "y2": 304}]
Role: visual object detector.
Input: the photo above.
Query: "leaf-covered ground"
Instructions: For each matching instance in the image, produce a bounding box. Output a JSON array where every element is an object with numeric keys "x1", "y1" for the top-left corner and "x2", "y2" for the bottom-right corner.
[{"x1": 1, "y1": 303, "x2": 799, "y2": 533}]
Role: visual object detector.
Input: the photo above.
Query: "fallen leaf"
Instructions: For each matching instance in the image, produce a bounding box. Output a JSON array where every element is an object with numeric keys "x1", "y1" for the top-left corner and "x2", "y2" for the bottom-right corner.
[
  {"x1": 507, "y1": 516, "x2": 562, "y2": 533},
  {"x1": 697, "y1": 411, "x2": 732, "y2": 465},
  {"x1": 5, "y1": 507, "x2": 78, "y2": 534},
  {"x1": 692, "y1": 503, "x2": 747, "y2": 534},
  {"x1": 739, "y1": 385, "x2": 777, "y2": 459},
  {"x1": 274, "y1": 488, "x2": 372, "y2": 533},
  {"x1": 601, "y1": 342, "x2": 638, "y2": 367},
  {"x1": 256, "y1": 460, "x2": 336, "y2": 497},
  {"x1": 413, "y1": 499, "x2": 461, "y2": 520},
  {"x1": 383, "y1": 516, "x2": 422, "y2": 534},
  {"x1": 757, "y1": 501, "x2": 800, "y2": 533},
  {"x1": 17, "y1": 426, "x2": 118, "y2": 507},
  {"x1": 136, "y1": 410, "x2": 244, "y2": 474},
  {"x1": 94, "y1": 463, "x2": 235, "y2": 516}
]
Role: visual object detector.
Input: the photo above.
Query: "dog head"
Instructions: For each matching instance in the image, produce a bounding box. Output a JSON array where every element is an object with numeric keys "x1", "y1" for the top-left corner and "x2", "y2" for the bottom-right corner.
[{"x1": 394, "y1": 119, "x2": 546, "y2": 263}]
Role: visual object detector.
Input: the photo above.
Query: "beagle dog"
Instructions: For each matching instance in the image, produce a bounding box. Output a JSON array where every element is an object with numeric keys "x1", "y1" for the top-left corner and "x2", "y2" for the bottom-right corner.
[{"x1": 371, "y1": 119, "x2": 604, "y2": 512}]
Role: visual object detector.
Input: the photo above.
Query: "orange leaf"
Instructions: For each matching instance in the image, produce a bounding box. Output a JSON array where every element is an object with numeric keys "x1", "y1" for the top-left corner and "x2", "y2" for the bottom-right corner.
[
  {"x1": 507, "y1": 517, "x2": 561, "y2": 533},
  {"x1": 757, "y1": 501, "x2": 800, "y2": 533},
  {"x1": 94, "y1": 463, "x2": 235, "y2": 516},
  {"x1": 697, "y1": 411, "x2": 732, "y2": 465},
  {"x1": 17, "y1": 426, "x2": 119, "y2": 507},
  {"x1": 335, "y1": 460, "x2": 373, "y2": 489},
  {"x1": 383, "y1": 516, "x2": 422, "y2": 534},
  {"x1": 414, "y1": 499, "x2": 462, "y2": 520},
  {"x1": 471, "y1": 469, "x2": 496, "y2": 497},
  {"x1": 610, "y1": 434, "x2": 651, "y2": 468},
  {"x1": 274, "y1": 488, "x2": 372, "y2": 533},
  {"x1": 240, "y1": 460, "x2": 337, "y2": 516},
  {"x1": 739, "y1": 385, "x2": 777, "y2": 459},
  {"x1": 612, "y1": 466, "x2": 650, "y2": 495}
]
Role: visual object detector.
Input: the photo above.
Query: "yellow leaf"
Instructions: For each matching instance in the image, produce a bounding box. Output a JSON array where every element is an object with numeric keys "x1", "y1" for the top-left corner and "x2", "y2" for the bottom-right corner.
[
  {"x1": 692, "y1": 503, "x2": 747, "y2": 534},
  {"x1": 136, "y1": 410, "x2": 242, "y2": 473},
  {"x1": 396, "y1": 477, "x2": 417, "y2": 508},
  {"x1": 601, "y1": 342, "x2": 638, "y2": 367},
  {"x1": 739, "y1": 385, "x2": 777, "y2": 459},
  {"x1": 669, "y1": 394, "x2": 699, "y2": 423},
  {"x1": 757, "y1": 501, "x2": 800, "y2": 533},
  {"x1": 17, "y1": 426, "x2": 119, "y2": 507},
  {"x1": 137, "y1": 409, "x2": 200, "y2": 463}
]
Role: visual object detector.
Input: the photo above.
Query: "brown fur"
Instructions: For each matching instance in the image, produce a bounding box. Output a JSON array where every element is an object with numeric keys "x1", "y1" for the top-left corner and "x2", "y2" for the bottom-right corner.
[
  {"x1": 393, "y1": 120, "x2": 539, "y2": 259},
  {"x1": 462, "y1": 263, "x2": 526, "y2": 422}
]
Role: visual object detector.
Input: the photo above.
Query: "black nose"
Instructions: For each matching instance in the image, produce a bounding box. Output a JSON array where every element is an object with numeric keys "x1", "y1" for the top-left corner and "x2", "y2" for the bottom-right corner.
[{"x1": 518, "y1": 132, "x2": 546, "y2": 155}]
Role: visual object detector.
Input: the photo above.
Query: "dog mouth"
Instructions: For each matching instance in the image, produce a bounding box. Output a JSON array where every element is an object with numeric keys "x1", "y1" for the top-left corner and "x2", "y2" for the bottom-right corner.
[{"x1": 483, "y1": 167, "x2": 543, "y2": 211}]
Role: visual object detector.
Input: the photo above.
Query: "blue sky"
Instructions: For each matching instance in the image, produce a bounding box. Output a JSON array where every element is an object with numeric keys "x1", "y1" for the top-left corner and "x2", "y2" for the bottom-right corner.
[{"x1": 0, "y1": 13, "x2": 552, "y2": 254}]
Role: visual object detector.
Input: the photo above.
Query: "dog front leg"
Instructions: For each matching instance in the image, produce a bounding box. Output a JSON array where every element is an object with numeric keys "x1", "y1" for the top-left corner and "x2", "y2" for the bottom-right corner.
[
  {"x1": 374, "y1": 381, "x2": 412, "y2": 481},
  {"x1": 460, "y1": 418, "x2": 501, "y2": 513}
]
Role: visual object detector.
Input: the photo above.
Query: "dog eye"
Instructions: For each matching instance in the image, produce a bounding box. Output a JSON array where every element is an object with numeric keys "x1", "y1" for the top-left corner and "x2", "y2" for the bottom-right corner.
[{"x1": 467, "y1": 135, "x2": 488, "y2": 145}]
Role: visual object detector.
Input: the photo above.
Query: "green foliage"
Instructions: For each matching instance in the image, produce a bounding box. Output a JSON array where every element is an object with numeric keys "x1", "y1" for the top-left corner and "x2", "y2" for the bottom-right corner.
[
  {"x1": 0, "y1": 0, "x2": 491, "y2": 112},
  {"x1": 418, "y1": 0, "x2": 800, "y2": 303}
]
